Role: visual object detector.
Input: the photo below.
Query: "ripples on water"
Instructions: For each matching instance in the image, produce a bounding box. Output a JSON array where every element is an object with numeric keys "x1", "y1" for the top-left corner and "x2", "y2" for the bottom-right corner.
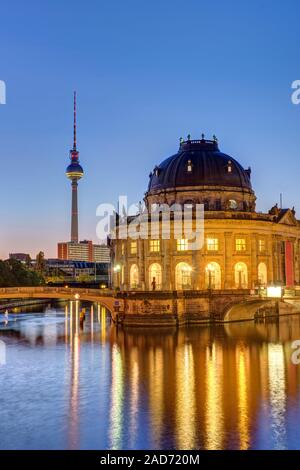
[{"x1": 1, "y1": 301, "x2": 300, "y2": 450}]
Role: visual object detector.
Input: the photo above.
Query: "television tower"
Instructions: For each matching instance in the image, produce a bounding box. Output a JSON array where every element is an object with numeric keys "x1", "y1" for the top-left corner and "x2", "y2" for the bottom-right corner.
[{"x1": 66, "y1": 92, "x2": 84, "y2": 243}]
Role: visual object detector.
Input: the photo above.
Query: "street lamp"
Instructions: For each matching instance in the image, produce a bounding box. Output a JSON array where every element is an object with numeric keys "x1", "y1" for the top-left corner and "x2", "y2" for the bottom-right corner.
[
  {"x1": 74, "y1": 293, "x2": 80, "y2": 300},
  {"x1": 266, "y1": 284, "x2": 282, "y2": 315},
  {"x1": 266, "y1": 285, "x2": 282, "y2": 298}
]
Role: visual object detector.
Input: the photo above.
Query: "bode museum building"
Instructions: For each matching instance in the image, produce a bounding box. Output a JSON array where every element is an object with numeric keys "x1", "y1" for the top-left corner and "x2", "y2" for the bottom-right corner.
[{"x1": 111, "y1": 135, "x2": 300, "y2": 292}]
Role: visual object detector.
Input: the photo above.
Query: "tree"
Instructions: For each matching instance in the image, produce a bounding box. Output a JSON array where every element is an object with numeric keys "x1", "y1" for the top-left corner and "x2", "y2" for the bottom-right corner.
[
  {"x1": 0, "y1": 259, "x2": 45, "y2": 287},
  {"x1": 35, "y1": 251, "x2": 46, "y2": 273}
]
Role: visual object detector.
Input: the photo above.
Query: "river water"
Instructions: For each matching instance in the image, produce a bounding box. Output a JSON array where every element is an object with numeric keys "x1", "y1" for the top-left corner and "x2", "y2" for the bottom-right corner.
[{"x1": 0, "y1": 302, "x2": 300, "y2": 450}]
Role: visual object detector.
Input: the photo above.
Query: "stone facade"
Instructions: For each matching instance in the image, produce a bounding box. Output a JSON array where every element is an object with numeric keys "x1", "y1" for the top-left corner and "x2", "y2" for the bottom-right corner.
[
  {"x1": 111, "y1": 209, "x2": 300, "y2": 291},
  {"x1": 110, "y1": 138, "x2": 300, "y2": 292}
]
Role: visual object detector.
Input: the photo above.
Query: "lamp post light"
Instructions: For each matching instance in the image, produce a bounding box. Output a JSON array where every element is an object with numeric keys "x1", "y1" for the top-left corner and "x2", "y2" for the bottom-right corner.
[
  {"x1": 266, "y1": 285, "x2": 282, "y2": 299},
  {"x1": 266, "y1": 284, "x2": 283, "y2": 315}
]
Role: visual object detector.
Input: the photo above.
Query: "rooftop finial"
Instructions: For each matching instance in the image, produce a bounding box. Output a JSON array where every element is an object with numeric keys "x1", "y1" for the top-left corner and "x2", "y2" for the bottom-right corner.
[
  {"x1": 201, "y1": 133, "x2": 205, "y2": 140},
  {"x1": 179, "y1": 137, "x2": 184, "y2": 145},
  {"x1": 73, "y1": 91, "x2": 77, "y2": 151},
  {"x1": 187, "y1": 134, "x2": 191, "y2": 141},
  {"x1": 213, "y1": 134, "x2": 218, "y2": 143}
]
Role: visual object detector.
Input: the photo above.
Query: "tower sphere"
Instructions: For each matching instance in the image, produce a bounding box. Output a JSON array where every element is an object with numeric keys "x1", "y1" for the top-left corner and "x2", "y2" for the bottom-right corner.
[{"x1": 66, "y1": 158, "x2": 84, "y2": 180}]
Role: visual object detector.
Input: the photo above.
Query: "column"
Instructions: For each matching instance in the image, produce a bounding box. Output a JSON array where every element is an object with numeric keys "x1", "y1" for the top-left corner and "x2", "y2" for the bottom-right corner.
[
  {"x1": 224, "y1": 232, "x2": 233, "y2": 289},
  {"x1": 250, "y1": 234, "x2": 257, "y2": 289},
  {"x1": 162, "y1": 239, "x2": 171, "y2": 290},
  {"x1": 138, "y1": 239, "x2": 145, "y2": 290}
]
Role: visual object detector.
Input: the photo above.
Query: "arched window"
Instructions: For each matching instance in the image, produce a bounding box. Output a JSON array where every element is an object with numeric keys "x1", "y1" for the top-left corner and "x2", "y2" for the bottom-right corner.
[
  {"x1": 130, "y1": 264, "x2": 139, "y2": 289},
  {"x1": 203, "y1": 199, "x2": 209, "y2": 210},
  {"x1": 258, "y1": 262, "x2": 267, "y2": 286},
  {"x1": 234, "y1": 262, "x2": 248, "y2": 289},
  {"x1": 175, "y1": 262, "x2": 192, "y2": 290},
  {"x1": 149, "y1": 263, "x2": 162, "y2": 290},
  {"x1": 205, "y1": 262, "x2": 221, "y2": 289}
]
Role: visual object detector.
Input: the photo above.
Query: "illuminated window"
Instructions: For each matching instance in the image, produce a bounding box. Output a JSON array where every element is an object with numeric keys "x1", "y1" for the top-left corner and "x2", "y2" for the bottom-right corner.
[
  {"x1": 149, "y1": 263, "x2": 162, "y2": 290},
  {"x1": 227, "y1": 160, "x2": 232, "y2": 173},
  {"x1": 149, "y1": 239, "x2": 160, "y2": 252},
  {"x1": 130, "y1": 241, "x2": 137, "y2": 255},
  {"x1": 187, "y1": 159, "x2": 193, "y2": 172},
  {"x1": 258, "y1": 239, "x2": 265, "y2": 252},
  {"x1": 175, "y1": 262, "x2": 192, "y2": 289},
  {"x1": 258, "y1": 262, "x2": 267, "y2": 285},
  {"x1": 130, "y1": 264, "x2": 139, "y2": 288},
  {"x1": 207, "y1": 238, "x2": 219, "y2": 251},
  {"x1": 235, "y1": 262, "x2": 248, "y2": 288},
  {"x1": 177, "y1": 239, "x2": 188, "y2": 251},
  {"x1": 236, "y1": 238, "x2": 246, "y2": 251},
  {"x1": 205, "y1": 262, "x2": 221, "y2": 289}
]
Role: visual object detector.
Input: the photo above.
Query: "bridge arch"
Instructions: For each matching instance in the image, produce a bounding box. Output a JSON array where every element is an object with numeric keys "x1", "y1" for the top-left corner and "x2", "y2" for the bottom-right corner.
[
  {"x1": 0, "y1": 287, "x2": 119, "y2": 319},
  {"x1": 223, "y1": 299, "x2": 277, "y2": 322}
]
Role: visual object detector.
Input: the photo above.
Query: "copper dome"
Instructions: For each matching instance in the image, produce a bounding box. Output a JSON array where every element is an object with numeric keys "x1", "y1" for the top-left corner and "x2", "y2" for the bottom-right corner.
[{"x1": 148, "y1": 138, "x2": 252, "y2": 193}]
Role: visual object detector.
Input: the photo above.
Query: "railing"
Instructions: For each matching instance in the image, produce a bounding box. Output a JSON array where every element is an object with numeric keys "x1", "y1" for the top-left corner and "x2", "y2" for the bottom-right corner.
[{"x1": 0, "y1": 286, "x2": 115, "y2": 297}]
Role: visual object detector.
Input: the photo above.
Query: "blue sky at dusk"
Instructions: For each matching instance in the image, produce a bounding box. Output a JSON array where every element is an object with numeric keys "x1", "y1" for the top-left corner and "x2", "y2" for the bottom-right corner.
[{"x1": 0, "y1": 0, "x2": 300, "y2": 258}]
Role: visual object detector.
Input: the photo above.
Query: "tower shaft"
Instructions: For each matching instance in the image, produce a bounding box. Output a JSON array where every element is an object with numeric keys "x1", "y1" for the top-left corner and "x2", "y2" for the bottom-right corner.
[{"x1": 71, "y1": 179, "x2": 79, "y2": 243}]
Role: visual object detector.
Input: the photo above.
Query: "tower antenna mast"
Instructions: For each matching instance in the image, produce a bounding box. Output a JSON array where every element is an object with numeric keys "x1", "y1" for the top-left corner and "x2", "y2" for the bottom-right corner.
[{"x1": 73, "y1": 91, "x2": 77, "y2": 151}]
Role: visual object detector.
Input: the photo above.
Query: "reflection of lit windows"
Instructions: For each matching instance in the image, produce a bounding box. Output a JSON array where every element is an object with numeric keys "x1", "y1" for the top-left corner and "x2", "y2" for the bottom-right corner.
[
  {"x1": 187, "y1": 159, "x2": 193, "y2": 172},
  {"x1": 149, "y1": 239, "x2": 160, "y2": 252},
  {"x1": 207, "y1": 238, "x2": 219, "y2": 251},
  {"x1": 177, "y1": 239, "x2": 188, "y2": 251},
  {"x1": 258, "y1": 239, "x2": 265, "y2": 252},
  {"x1": 236, "y1": 238, "x2": 246, "y2": 251},
  {"x1": 130, "y1": 241, "x2": 137, "y2": 254}
]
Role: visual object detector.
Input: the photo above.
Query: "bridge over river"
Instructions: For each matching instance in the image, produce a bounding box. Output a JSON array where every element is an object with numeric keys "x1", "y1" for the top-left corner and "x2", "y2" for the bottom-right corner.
[{"x1": 0, "y1": 286, "x2": 300, "y2": 325}]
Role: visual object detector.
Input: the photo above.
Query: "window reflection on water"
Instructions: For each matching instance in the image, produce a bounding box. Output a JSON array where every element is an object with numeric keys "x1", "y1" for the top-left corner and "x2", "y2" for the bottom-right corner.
[{"x1": 1, "y1": 303, "x2": 300, "y2": 450}]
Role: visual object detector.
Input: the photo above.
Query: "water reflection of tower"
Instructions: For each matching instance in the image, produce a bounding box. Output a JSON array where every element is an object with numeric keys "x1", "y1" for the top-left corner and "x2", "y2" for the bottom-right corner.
[
  {"x1": 66, "y1": 92, "x2": 84, "y2": 243},
  {"x1": 68, "y1": 300, "x2": 80, "y2": 449}
]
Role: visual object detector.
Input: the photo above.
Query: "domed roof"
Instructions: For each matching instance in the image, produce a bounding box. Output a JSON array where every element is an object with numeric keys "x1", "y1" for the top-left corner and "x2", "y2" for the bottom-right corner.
[{"x1": 148, "y1": 138, "x2": 252, "y2": 193}]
